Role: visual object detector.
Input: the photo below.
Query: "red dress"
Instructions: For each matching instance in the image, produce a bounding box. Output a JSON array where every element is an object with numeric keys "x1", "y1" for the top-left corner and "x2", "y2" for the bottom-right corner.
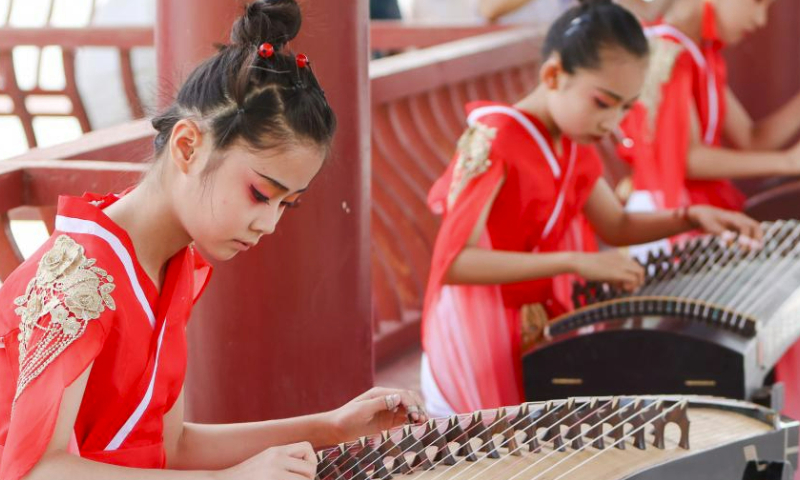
[
  {"x1": 422, "y1": 102, "x2": 603, "y2": 414},
  {"x1": 0, "y1": 193, "x2": 211, "y2": 480},
  {"x1": 620, "y1": 2, "x2": 745, "y2": 211}
]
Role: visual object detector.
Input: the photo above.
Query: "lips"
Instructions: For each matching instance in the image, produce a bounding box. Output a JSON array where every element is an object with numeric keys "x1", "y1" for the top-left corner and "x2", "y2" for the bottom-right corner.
[{"x1": 233, "y1": 239, "x2": 255, "y2": 251}]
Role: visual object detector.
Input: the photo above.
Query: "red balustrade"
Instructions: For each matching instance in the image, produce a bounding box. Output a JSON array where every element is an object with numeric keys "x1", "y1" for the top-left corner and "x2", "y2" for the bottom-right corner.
[
  {"x1": 0, "y1": 27, "x2": 152, "y2": 148},
  {"x1": 0, "y1": 160, "x2": 146, "y2": 281}
]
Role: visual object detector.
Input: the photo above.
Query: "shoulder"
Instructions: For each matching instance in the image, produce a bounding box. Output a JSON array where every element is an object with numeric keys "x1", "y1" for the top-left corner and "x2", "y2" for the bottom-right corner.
[
  {"x1": 640, "y1": 38, "x2": 694, "y2": 129},
  {"x1": 2, "y1": 233, "x2": 120, "y2": 345},
  {"x1": 5, "y1": 234, "x2": 119, "y2": 400}
]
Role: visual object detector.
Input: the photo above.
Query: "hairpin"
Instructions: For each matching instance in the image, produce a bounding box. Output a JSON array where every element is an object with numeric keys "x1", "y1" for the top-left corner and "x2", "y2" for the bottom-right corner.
[
  {"x1": 296, "y1": 53, "x2": 309, "y2": 68},
  {"x1": 258, "y1": 42, "x2": 275, "y2": 59},
  {"x1": 564, "y1": 15, "x2": 587, "y2": 37}
]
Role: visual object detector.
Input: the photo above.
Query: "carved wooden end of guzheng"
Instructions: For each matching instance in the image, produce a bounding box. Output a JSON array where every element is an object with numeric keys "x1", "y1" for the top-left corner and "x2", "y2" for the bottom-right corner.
[{"x1": 314, "y1": 396, "x2": 798, "y2": 480}]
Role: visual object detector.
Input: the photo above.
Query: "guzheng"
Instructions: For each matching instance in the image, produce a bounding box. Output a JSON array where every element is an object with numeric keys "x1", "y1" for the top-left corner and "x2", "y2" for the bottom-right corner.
[
  {"x1": 315, "y1": 396, "x2": 798, "y2": 480},
  {"x1": 524, "y1": 220, "x2": 800, "y2": 405}
]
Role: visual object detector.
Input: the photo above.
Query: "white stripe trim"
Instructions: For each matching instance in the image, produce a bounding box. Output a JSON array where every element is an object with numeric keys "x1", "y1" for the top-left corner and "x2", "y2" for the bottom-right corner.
[
  {"x1": 467, "y1": 105, "x2": 562, "y2": 178},
  {"x1": 104, "y1": 319, "x2": 167, "y2": 451},
  {"x1": 55, "y1": 215, "x2": 155, "y2": 329},
  {"x1": 542, "y1": 145, "x2": 576, "y2": 239},
  {"x1": 645, "y1": 24, "x2": 719, "y2": 145}
]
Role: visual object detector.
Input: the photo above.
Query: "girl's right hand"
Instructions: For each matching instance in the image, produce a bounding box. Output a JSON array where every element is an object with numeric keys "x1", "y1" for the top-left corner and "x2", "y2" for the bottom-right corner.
[
  {"x1": 572, "y1": 250, "x2": 645, "y2": 292},
  {"x1": 214, "y1": 442, "x2": 317, "y2": 480}
]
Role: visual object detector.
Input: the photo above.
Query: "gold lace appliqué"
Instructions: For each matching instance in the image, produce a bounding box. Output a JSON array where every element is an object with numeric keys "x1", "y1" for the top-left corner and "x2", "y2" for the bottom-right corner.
[
  {"x1": 13, "y1": 235, "x2": 116, "y2": 402},
  {"x1": 447, "y1": 122, "x2": 498, "y2": 209},
  {"x1": 640, "y1": 38, "x2": 685, "y2": 131}
]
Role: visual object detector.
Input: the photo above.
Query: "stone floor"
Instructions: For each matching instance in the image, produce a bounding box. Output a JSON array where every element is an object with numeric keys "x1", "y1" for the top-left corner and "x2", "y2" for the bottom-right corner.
[{"x1": 375, "y1": 345, "x2": 421, "y2": 392}]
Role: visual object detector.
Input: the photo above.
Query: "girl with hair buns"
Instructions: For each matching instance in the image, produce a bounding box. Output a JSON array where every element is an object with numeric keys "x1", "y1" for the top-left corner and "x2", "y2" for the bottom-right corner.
[
  {"x1": 0, "y1": 1, "x2": 426, "y2": 480},
  {"x1": 617, "y1": 0, "x2": 800, "y2": 422},
  {"x1": 620, "y1": 0, "x2": 800, "y2": 213},
  {"x1": 421, "y1": 0, "x2": 763, "y2": 417}
]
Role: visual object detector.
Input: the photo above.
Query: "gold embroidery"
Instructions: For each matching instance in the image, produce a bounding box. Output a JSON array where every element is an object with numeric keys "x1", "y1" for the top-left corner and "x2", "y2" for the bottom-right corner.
[
  {"x1": 640, "y1": 38, "x2": 685, "y2": 131},
  {"x1": 447, "y1": 122, "x2": 497, "y2": 209},
  {"x1": 13, "y1": 235, "x2": 116, "y2": 402}
]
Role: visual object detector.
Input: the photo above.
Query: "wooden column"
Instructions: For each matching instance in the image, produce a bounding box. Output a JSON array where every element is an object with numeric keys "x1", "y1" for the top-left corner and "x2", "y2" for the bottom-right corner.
[{"x1": 156, "y1": 0, "x2": 373, "y2": 422}]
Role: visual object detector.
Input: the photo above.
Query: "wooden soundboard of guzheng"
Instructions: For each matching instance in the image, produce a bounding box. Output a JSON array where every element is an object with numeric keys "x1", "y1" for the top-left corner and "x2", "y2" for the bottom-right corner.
[
  {"x1": 558, "y1": 220, "x2": 800, "y2": 369},
  {"x1": 314, "y1": 396, "x2": 798, "y2": 480}
]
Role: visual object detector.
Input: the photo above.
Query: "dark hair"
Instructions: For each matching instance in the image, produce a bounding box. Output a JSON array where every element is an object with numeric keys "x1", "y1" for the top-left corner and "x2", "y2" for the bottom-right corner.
[
  {"x1": 152, "y1": 0, "x2": 336, "y2": 159},
  {"x1": 543, "y1": 0, "x2": 649, "y2": 74}
]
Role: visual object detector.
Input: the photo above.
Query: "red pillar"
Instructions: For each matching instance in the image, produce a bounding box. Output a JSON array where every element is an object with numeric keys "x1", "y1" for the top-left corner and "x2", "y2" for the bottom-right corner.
[
  {"x1": 155, "y1": 0, "x2": 238, "y2": 109},
  {"x1": 156, "y1": 0, "x2": 373, "y2": 422}
]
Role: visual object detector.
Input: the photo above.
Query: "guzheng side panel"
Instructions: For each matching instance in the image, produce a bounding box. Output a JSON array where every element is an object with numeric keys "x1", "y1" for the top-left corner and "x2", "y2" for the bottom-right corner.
[{"x1": 523, "y1": 317, "x2": 759, "y2": 402}]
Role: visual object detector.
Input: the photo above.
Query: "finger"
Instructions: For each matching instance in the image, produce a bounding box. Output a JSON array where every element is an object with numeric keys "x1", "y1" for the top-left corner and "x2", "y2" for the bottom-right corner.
[
  {"x1": 283, "y1": 456, "x2": 317, "y2": 479},
  {"x1": 283, "y1": 442, "x2": 316, "y2": 463},
  {"x1": 408, "y1": 391, "x2": 428, "y2": 421},
  {"x1": 361, "y1": 393, "x2": 403, "y2": 417},
  {"x1": 393, "y1": 390, "x2": 422, "y2": 419}
]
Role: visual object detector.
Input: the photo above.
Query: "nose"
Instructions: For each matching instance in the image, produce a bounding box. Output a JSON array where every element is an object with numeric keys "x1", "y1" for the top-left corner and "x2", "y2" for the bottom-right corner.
[{"x1": 250, "y1": 202, "x2": 283, "y2": 237}]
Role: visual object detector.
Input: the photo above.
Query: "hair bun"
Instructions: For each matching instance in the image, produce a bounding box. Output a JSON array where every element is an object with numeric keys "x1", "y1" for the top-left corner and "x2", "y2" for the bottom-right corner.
[{"x1": 230, "y1": 0, "x2": 302, "y2": 48}]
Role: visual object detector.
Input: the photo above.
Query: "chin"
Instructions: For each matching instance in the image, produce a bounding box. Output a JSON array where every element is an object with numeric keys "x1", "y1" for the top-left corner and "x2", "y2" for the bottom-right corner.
[{"x1": 194, "y1": 241, "x2": 237, "y2": 262}]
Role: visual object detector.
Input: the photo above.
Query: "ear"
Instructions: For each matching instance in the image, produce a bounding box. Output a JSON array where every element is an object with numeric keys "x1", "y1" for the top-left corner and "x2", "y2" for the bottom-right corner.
[
  {"x1": 539, "y1": 55, "x2": 564, "y2": 91},
  {"x1": 169, "y1": 119, "x2": 204, "y2": 174}
]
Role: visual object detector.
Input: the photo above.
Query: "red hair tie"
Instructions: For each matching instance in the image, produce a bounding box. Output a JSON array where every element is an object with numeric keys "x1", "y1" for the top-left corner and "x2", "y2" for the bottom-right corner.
[
  {"x1": 296, "y1": 53, "x2": 309, "y2": 68},
  {"x1": 258, "y1": 42, "x2": 275, "y2": 59}
]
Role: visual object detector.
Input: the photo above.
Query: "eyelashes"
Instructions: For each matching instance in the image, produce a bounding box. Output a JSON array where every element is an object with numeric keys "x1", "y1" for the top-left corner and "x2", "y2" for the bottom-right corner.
[
  {"x1": 594, "y1": 99, "x2": 610, "y2": 109},
  {"x1": 250, "y1": 186, "x2": 302, "y2": 208},
  {"x1": 250, "y1": 185, "x2": 270, "y2": 203}
]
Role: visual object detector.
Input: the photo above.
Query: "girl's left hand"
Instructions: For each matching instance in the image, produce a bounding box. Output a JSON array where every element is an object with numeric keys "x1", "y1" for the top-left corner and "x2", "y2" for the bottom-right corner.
[
  {"x1": 687, "y1": 205, "x2": 763, "y2": 246},
  {"x1": 329, "y1": 387, "x2": 428, "y2": 443}
]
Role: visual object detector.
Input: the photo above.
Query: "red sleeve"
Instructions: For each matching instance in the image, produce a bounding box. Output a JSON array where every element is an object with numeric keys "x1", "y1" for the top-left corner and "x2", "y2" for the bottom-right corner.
[
  {"x1": 0, "y1": 235, "x2": 117, "y2": 480},
  {"x1": 423, "y1": 123, "x2": 507, "y2": 326}
]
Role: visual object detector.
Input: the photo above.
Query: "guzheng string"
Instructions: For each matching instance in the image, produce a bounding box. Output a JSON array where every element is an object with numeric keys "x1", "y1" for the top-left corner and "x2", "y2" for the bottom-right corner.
[
  {"x1": 696, "y1": 221, "x2": 789, "y2": 307},
  {"x1": 729, "y1": 222, "x2": 800, "y2": 316},
  {"x1": 545, "y1": 400, "x2": 687, "y2": 480},
  {"x1": 473, "y1": 399, "x2": 649, "y2": 480},
  {"x1": 644, "y1": 236, "x2": 710, "y2": 297},
  {"x1": 439, "y1": 399, "x2": 615, "y2": 480},
  {"x1": 694, "y1": 221, "x2": 787, "y2": 316},
  {"x1": 329, "y1": 401, "x2": 572, "y2": 480}
]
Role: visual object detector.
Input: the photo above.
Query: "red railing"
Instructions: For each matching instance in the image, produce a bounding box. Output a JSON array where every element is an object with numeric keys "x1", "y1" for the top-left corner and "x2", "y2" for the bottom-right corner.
[
  {"x1": 370, "y1": 21, "x2": 512, "y2": 51},
  {"x1": 0, "y1": 26, "x2": 152, "y2": 148},
  {"x1": 0, "y1": 160, "x2": 146, "y2": 280}
]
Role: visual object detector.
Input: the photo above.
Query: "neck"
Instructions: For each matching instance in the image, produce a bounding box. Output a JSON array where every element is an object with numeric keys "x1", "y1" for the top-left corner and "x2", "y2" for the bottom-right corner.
[
  {"x1": 103, "y1": 176, "x2": 192, "y2": 289},
  {"x1": 515, "y1": 85, "x2": 561, "y2": 144},
  {"x1": 662, "y1": 0, "x2": 705, "y2": 43}
]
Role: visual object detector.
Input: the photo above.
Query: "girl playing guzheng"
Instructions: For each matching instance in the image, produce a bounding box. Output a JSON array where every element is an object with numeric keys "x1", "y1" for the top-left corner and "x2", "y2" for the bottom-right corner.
[
  {"x1": 0, "y1": 2, "x2": 427, "y2": 480},
  {"x1": 618, "y1": 0, "x2": 800, "y2": 423},
  {"x1": 421, "y1": 0, "x2": 763, "y2": 417},
  {"x1": 619, "y1": 0, "x2": 800, "y2": 213}
]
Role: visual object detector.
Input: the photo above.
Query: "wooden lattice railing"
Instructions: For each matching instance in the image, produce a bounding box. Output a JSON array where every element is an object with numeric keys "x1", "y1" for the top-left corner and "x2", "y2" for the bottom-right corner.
[{"x1": 0, "y1": 27, "x2": 153, "y2": 148}]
